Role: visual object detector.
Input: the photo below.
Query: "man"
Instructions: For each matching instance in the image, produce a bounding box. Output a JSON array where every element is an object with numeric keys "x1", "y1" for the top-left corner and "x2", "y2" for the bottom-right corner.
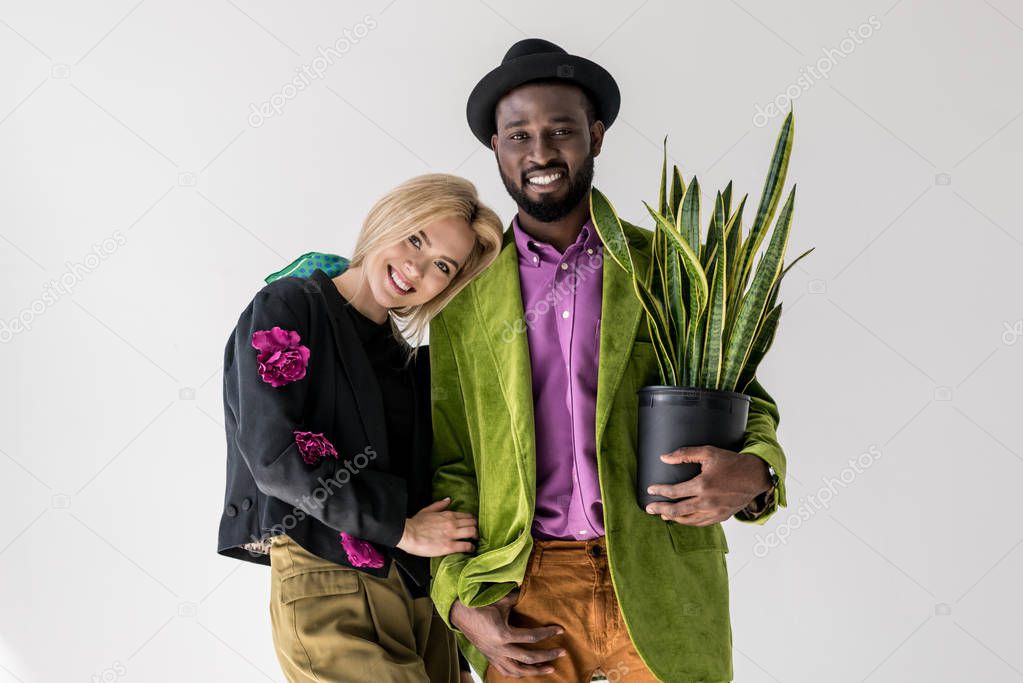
[{"x1": 430, "y1": 39, "x2": 786, "y2": 682}]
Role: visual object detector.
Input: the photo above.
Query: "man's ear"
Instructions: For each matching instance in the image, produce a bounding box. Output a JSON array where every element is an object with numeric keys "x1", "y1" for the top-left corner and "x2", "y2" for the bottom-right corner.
[
  {"x1": 590, "y1": 120, "x2": 606, "y2": 157},
  {"x1": 490, "y1": 133, "x2": 498, "y2": 152}
]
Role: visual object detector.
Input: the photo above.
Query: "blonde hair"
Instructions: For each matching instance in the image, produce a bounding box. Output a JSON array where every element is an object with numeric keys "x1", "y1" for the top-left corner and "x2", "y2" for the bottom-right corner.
[{"x1": 347, "y1": 173, "x2": 504, "y2": 357}]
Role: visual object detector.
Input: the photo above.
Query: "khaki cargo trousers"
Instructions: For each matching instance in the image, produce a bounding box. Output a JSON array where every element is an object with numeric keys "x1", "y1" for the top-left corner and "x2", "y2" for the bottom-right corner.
[{"x1": 269, "y1": 534, "x2": 458, "y2": 683}]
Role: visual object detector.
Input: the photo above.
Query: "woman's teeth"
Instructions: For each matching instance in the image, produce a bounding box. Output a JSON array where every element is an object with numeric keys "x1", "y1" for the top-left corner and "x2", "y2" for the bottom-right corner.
[
  {"x1": 389, "y1": 266, "x2": 412, "y2": 293},
  {"x1": 528, "y1": 172, "x2": 564, "y2": 186}
]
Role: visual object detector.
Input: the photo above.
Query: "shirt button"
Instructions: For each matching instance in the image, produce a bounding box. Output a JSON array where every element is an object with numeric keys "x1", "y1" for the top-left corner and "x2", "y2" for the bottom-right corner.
[
  {"x1": 579, "y1": 530, "x2": 588, "y2": 535},
  {"x1": 562, "y1": 311, "x2": 570, "y2": 319},
  {"x1": 587, "y1": 248, "x2": 594, "y2": 255},
  {"x1": 560, "y1": 263, "x2": 569, "y2": 270},
  {"x1": 533, "y1": 256, "x2": 539, "y2": 263}
]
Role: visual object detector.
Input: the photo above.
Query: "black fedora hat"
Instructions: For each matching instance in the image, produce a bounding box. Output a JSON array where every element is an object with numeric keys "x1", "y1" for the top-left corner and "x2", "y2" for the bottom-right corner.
[{"x1": 466, "y1": 38, "x2": 620, "y2": 147}]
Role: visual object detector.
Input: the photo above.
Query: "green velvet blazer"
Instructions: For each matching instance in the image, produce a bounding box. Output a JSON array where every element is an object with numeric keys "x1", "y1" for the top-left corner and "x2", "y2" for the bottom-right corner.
[{"x1": 429, "y1": 219, "x2": 787, "y2": 682}]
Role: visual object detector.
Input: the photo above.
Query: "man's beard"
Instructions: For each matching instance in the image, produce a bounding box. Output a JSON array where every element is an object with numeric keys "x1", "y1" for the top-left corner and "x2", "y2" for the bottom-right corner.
[{"x1": 499, "y1": 153, "x2": 595, "y2": 223}]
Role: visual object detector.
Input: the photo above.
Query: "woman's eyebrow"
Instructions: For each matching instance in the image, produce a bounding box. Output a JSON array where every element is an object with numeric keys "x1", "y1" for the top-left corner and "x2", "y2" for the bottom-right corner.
[{"x1": 419, "y1": 230, "x2": 461, "y2": 270}]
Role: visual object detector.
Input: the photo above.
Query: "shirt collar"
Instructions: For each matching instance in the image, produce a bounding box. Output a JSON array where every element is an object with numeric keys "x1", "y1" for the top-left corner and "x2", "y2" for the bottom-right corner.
[{"x1": 512, "y1": 215, "x2": 602, "y2": 268}]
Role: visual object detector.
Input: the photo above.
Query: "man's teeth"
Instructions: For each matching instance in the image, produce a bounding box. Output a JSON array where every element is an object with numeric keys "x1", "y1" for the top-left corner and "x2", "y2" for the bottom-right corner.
[
  {"x1": 528, "y1": 172, "x2": 564, "y2": 186},
  {"x1": 390, "y1": 268, "x2": 411, "y2": 292}
]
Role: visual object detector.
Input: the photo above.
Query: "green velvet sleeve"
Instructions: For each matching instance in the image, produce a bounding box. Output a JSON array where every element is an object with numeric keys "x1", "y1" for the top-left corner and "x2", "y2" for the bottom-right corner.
[
  {"x1": 427, "y1": 312, "x2": 480, "y2": 628},
  {"x1": 734, "y1": 376, "x2": 787, "y2": 525}
]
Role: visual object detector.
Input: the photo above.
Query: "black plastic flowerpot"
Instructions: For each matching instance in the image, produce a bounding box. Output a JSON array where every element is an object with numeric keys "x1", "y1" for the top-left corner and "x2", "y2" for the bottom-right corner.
[{"x1": 636, "y1": 386, "x2": 751, "y2": 509}]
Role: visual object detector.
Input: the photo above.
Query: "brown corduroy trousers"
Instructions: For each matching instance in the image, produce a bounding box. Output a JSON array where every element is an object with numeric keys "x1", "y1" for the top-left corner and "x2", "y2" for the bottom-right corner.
[{"x1": 484, "y1": 536, "x2": 659, "y2": 682}]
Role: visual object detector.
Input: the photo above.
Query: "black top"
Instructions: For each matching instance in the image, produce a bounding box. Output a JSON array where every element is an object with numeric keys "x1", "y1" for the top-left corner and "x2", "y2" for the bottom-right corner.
[{"x1": 338, "y1": 292, "x2": 416, "y2": 502}]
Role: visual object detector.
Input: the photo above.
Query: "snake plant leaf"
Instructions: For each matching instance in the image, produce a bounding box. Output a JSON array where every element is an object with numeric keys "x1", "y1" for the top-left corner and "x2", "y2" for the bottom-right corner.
[
  {"x1": 701, "y1": 242, "x2": 719, "y2": 273},
  {"x1": 780, "y1": 245, "x2": 815, "y2": 279},
  {"x1": 703, "y1": 192, "x2": 727, "y2": 270},
  {"x1": 721, "y1": 185, "x2": 795, "y2": 391},
  {"x1": 651, "y1": 226, "x2": 672, "y2": 344},
  {"x1": 633, "y1": 276, "x2": 677, "y2": 385},
  {"x1": 645, "y1": 319, "x2": 673, "y2": 386},
  {"x1": 689, "y1": 310, "x2": 707, "y2": 385},
  {"x1": 653, "y1": 140, "x2": 668, "y2": 303},
  {"x1": 645, "y1": 202, "x2": 708, "y2": 325},
  {"x1": 722, "y1": 180, "x2": 733, "y2": 218},
  {"x1": 702, "y1": 201, "x2": 745, "y2": 386},
  {"x1": 766, "y1": 246, "x2": 816, "y2": 312},
  {"x1": 737, "y1": 111, "x2": 793, "y2": 296},
  {"x1": 590, "y1": 188, "x2": 634, "y2": 277},
  {"x1": 724, "y1": 195, "x2": 748, "y2": 333},
  {"x1": 677, "y1": 177, "x2": 702, "y2": 255},
  {"x1": 714, "y1": 190, "x2": 727, "y2": 241},
  {"x1": 662, "y1": 233, "x2": 686, "y2": 376},
  {"x1": 721, "y1": 197, "x2": 744, "y2": 244},
  {"x1": 659, "y1": 137, "x2": 669, "y2": 217},
  {"x1": 671, "y1": 165, "x2": 686, "y2": 219},
  {"x1": 657, "y1": 193, "x2": 711, "y2": 387},
  {"x1": 650, "y1": 224, "x2": 664, "y2": 281},
  {"x1": 651, "y1": 140, "x2": 669, "y2": 308},
  {"x1": 701, "y1": 201, "x2": 728, "y2": 389},
  {"x1": 736, "y1": 302, "x2": 782, "y2": 393},
  {"x1": 650, "y1": 214, "x2": 664, "y2": 299}
]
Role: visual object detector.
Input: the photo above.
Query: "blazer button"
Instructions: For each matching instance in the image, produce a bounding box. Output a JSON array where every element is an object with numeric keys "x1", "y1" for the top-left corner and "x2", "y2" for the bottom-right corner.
[
  {"x1": 225, "y1": 504, "x2": 237, "y2": 517},
  {"x1": 241, "y1": 498, "x2": 252, "y2": 511}
]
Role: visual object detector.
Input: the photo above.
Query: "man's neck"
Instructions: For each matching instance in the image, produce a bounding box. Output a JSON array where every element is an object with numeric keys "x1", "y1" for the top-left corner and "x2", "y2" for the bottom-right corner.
[{"x1": 515, "y1": 198, "x2": 592, "y2": 253}]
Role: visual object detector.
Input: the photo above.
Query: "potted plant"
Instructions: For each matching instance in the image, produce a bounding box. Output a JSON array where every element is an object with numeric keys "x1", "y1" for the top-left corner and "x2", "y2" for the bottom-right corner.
[{"x1": 590, "y1": 112, "x2": 812, "y2": 509}]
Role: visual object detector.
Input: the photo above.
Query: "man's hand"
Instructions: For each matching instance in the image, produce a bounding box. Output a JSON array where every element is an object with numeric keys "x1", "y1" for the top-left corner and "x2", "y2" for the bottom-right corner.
[
  {"x1": 450, "y1": 592, "x2": 565, "y2": 679},
  {"x1": 644, "y1": 446, "x2": 772, "y2": 527}
]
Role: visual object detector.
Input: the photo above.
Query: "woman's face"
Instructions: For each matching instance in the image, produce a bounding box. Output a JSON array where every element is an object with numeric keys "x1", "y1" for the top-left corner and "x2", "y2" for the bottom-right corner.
[{"x1": 362, "y1": 215, "x2": 478, "y2": 309}]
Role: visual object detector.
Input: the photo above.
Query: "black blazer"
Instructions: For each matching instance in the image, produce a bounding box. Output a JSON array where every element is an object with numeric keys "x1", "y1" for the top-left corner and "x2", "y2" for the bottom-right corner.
[{"x1": 218, "y1": 269, "x2": 434, "y2": 594}]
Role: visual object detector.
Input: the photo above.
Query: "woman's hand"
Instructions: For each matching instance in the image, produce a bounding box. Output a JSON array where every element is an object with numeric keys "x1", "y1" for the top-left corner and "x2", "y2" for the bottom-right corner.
[{"x1": 396, "y1": 497, "x2": 478, "y2": 557}]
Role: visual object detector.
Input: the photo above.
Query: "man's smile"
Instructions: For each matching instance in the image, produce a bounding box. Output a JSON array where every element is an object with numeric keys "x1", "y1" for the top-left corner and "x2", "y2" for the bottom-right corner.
[{"x1": 524, "y1": 168, "x2": 568, "y2": 194}]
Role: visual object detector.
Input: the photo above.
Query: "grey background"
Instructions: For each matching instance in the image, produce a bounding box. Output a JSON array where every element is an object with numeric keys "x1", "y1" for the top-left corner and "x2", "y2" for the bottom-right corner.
[{"x1": 2, "y1": 0, "x2": 1021, "y2": 681}]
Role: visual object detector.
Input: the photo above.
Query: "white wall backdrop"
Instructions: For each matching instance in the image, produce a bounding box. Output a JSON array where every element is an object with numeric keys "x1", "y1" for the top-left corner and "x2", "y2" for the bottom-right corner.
[{"x1": 2, "y1": 1, "x2": 1022, "y2": 681}]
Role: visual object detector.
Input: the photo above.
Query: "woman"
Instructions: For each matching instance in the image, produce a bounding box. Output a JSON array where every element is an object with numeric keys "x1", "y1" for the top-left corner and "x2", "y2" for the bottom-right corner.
[{"x1": 218, "y1": 174, "x2": 504, "y2": 682}]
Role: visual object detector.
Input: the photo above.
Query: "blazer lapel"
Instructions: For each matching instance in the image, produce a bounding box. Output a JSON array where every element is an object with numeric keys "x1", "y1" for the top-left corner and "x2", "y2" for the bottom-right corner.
[
  {"x1": 470, "y1": 227, "x2": 537, "y2": 493},
  {"x1": 595, "y1": 224, "x2": 650, "y2": 451}
]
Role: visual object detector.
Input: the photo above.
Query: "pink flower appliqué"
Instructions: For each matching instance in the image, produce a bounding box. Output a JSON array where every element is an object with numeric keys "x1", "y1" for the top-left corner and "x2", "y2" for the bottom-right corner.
[
  {"x1": 293, "y1": 431, "x2": 338, "y2": 465},
  {"x1": 340, "y1": 532, "x2": 385, "y2": 568},
  {"x1": 251, "y1": 327, "x2": 310, "y2": 387}
]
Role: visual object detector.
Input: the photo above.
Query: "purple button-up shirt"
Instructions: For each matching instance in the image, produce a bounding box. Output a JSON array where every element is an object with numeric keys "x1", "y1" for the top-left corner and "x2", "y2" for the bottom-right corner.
[{"x1": 513, "y1": 216, "x2": 606, "y2": 541}]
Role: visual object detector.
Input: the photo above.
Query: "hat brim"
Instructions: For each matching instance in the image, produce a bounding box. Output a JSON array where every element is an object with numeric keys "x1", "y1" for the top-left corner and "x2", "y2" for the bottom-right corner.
[{"x1": 466, "y1": 53, "x2": 620, "y2": 147}]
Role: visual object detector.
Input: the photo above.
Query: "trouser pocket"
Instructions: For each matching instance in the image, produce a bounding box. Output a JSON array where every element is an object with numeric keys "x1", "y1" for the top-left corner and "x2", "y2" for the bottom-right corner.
[{"x1": 269, "y1": 546, "x2": 448, "y2": 683}]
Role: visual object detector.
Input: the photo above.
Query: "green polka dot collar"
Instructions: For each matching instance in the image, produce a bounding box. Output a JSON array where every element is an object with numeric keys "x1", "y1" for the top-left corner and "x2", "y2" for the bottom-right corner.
[{"x1": 264, "y1": 252, "x2": 349, "y2": 284}]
